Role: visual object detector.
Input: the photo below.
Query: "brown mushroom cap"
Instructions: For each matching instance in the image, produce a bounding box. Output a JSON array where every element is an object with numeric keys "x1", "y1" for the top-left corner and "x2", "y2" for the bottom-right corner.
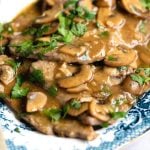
[
  {"x1": 0, "y1": 65, "x2": 15, "y2": 85},
  {"x1": 104, "y1": 47, "x2": 137, "y2": 67},
  {"x1": 122, "y1": 76, "x2": 144, "y2": 95},
  {"x1": 121, "y1": 0, "x2": 150, "y2": 19},
  {"x1": 58, "y1": 65, "x2": 93, "y2": 88},
  {"x1": 26, "y1": 92, "x2": 47, "y2": 112},
  {"x1": 35, "y1": 4, "x2": 63, "y2": 24}
]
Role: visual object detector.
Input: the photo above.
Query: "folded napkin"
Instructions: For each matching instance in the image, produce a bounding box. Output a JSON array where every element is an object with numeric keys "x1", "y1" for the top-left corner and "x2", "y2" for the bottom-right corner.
[{"x1": 0, "y1": 128, "x2": 7, "y2": 150}]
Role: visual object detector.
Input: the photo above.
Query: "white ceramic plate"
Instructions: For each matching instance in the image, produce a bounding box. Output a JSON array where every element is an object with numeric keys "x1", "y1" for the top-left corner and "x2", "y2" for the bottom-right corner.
[{"x1": 0, "y1": 1, "x2": 150, "y2": 150}]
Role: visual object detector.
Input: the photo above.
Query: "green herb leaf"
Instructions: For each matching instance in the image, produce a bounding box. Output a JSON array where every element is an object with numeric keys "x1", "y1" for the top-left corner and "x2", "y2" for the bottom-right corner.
[
  {"x1": 0, "y1": 23, "x2": 4, "y2": 33},
  {"x1": 117, "y1": 66, "x2": 128, "y2": 72},
  {"x1": 48, "y1": 85, "x2": 58, "y2": 97},
  {"x1": 70, "y1": 99, "x2": 81, "y2": 109},
  {"x1": 108, "y1": 55, "x2": 118, "y2": 61},
  {"x1": 100, "y1": 31, "x2": 109, "y2": 38},
  {"x1": 101, "y1": 122, "x2": 109, "y2": 128},
  {"x1": 14, "y1": 127, "x2": 20, "y2": 133},
  {"x1": 140, "y1": 0, "x2": 150, "y2": 10},
  {"x1": 62, "y1": 104, "x2": 70, "y2": 118},
  {"x1": 110, "y1": 111, "x2": 126, "y2": 120},
  {"x1": 13, "y1": 40, "x2": 34, "y2": 57},
  {"x1": 130, "y1": 74, "x2": 146, "y2": 85},
  {"x1": 71, "y1": 22, "x2": 87, "y2": 36},
  {"x1": 29, "y1": 69, "x2": 45, "y2": 85},
  {"x1": 64, "y1": 0, "x2": 78, "y2": 8},
  {"x1": 6, "y1": 60, "x2": 21, "y2": 72},
  {"x1": 43, "y1": 108, "x2": 62, "y2": 121},
  {"x1": 11, "y1": 75, "x2": 29, "y2": 99}
]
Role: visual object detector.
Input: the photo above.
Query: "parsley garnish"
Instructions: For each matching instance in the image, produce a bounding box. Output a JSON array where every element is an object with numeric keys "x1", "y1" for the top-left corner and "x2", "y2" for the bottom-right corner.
[
  {"x1": 130, "y1": 74, "x2": 150, "y2": 85},
  {"x1": 108, "y1": 55, "x2": 118, "y2": 61},
  {"x1": 23, "y1": 24, "x2": 51, "y2": 37},
  {"x1": 70, "y1": 99, "x2": 81, "y2": 109},
  {"x1": 11, "y1": 75, "x2": 29, "y2": 99},
  {"x1": 64, "y1": 0, "x2": 78, "y2": 8},
  {"x1": 29, "y1": 69, "x2": 45, "y2": 85},
  {"x1": 101, "y1": 122, "x2": 109, "y2": 128},
  {"x1": 140, "y1": 0, "x2": 150, "y2": 10},
  {"x1": 117, "y1": 66, "x2": 128, "y2": 72},
  {"x1": 48, "y1": 85, "x2": 58, "y2": 97},
  {"x1": 110, "y1": 111, "x2": 126, "y2": 120},
  {"x1": 6, "y1": 60, "x2": 21, "y2": 72},
  {"x1": 100, "y1": 31, "x2": 109, "y2": 38},
  {"x1": 43, "y1": 108, "x2": 62, "y2": 121},
  {"x1": 71, "y1": 22, "x2": 87, "y2": 36},
  {"x1": 14, "y1": 127, "x2": 20, "y2": 133}
]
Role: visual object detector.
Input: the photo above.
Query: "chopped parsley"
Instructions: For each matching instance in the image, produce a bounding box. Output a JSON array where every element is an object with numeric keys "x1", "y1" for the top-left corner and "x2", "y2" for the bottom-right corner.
[
  {"x1": 100, "y1": 31, "x2": 109, "y2": 38},
  {"x1": 23, "y1": 24, "x2": 51, "y2": 37},
  {"x1": 6, "y1": 60, "x2": 21, "y2": 72},
  {"x1": 140, "y1": 0, "x2": 150, "y2": 10},
  {"x1": 43, "y1": 108, "x2": 62, "y2": 121},
  {"x1": 14, "y1": 127, "x2": 20, "y2": 133},
  {"x1": 70, "y1": 99, "x2": 81, "y2": 109},
  {"x1": 64, "y1": 0, "x2": 78, "y2": 8},
  {"x1": 29, "y1": 69, "x2": 45, "y2": 85},
  {"x1": 110, "y1": 111, "x2": 126, "y2": 120},
  {"x1": 71, "y1": 22, "x2": 87, "y2": 36},
  {"x1": 11, "y1": 75, "x2": 29, "y2": 99},
  {"x1": 138, "y1": 20, "x2": 147, "y2": 34},
  {"x1": 117, "y1": 66, "x2": 128, "y2": 72},
  {"x1": 130, "y1": 74, "x2": 150, "y2": 85},
  {"x1": 108, "y1": 55, "x2": 118, "y2": 61},
  {"x1": 48, "y1": 85, "x2": 58, "y2": 97},
  {"x1": 135, "y1": 68, "x2": 150, "y2": 76},
  {"x1": 101, "y1": 122, "x2": 109, "y2": 128}
]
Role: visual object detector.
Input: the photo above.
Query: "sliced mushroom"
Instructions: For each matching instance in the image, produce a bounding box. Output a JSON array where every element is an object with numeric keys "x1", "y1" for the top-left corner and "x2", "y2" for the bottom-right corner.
[
  {"x1": 106, "y1": 12, "x2": 126, "y2": 29},
  {"x1": 53, "y1": 119, "x2": 97, "y2": 140},
  {"x1": 104, "y1": 47, "x2": 137, "y2": 67},
  {"x1": 0, "y1": 55, "x2": 9, "y2": 65},
  {"x1": 0, "y1": 65, "x2": 15, "y2": 85},
  {"x1": 89, "y1": 100, "x2": 112, "y2": 122},
  {"x1": 68, "y1": 102, "x2": 89, "y2": 117},
  {"x1": 58, "y1": 65, "x2": 93, "y2": 88},
  {"x1": 79, "y1": 0, "x2": 93, "y2": 11},
  {"x1": 122, "y1": 76, "x2": 145, "y2": 95},
  {"x1": 55, "y1": 63, "x2": 78, "y2": 79},
  {"x1": 35, "y1": 4, "x2": 63, "y2": 24},
  {"x1": 67, "y1": 84, "x2": 89, "y2": 93},
  {"x1": 96, "y1": 0, "x2": 116, "y2": 9},
  {"x1": 121, "y1": 0, "x2": 150, "y2": 19},
  {"x1": 97, "y1": 7, "x2": 113, "y2": 25},
  {"x1": 26, "y1": 92, "x2": 47, "y2": 112},
  {"x1": 59, "y1": 45, "x2": 86, "y2": 57}
]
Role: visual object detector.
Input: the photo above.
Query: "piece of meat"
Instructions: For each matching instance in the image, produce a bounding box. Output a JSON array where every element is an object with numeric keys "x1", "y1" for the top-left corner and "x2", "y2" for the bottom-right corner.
[
  {"x1": 31, "y1": 60, "x2": 57, "y2": 88},
  {"x1": 53, "y1": 119, "x2": 97, "y2": 140}
]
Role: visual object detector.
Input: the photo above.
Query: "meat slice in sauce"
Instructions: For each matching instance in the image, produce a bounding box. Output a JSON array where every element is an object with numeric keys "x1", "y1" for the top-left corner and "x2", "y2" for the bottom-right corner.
[{"x1": 53, "y1": 119, "x2": 97, "y2": 140}]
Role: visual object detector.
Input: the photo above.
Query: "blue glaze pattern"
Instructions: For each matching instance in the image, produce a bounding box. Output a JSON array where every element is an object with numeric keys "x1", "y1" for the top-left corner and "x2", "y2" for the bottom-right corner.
[{"x1": 0, "y1": 91, "x2": 150, "y2": 150}]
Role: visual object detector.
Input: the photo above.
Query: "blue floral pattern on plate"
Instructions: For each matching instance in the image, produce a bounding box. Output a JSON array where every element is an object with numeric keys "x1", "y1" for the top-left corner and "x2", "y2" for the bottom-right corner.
[{"x1": 0, "y1": 91, "x2": 150, "y2": 150}]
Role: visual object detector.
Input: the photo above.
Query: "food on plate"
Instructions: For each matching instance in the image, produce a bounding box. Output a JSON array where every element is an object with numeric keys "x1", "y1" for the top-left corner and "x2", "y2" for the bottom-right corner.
[{"x1": 0, "y1": 0, "x2": 150, "y2": 140}]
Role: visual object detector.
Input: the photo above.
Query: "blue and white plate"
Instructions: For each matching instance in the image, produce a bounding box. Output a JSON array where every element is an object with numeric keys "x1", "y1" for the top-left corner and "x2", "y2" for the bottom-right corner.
[{"x1": 0, "y1": 91, "x2": 150, "y2": 150}]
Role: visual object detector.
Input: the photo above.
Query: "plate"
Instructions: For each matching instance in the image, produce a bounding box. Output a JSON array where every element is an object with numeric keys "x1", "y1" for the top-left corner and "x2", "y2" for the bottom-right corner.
[
  {"x1": 0, "y1": 91, "x2": 150, "y2": 150},
  {"x1": 0, "y1": 0, "x2": 150, "y2": 149}
]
